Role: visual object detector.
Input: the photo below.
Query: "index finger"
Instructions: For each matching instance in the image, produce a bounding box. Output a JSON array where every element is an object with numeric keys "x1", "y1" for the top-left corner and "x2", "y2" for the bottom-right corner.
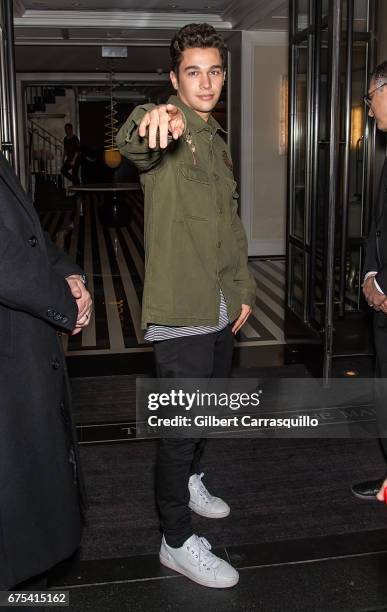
[
  {"x1": 158, "y1": 106, "x2": 170, "y2": 148},
  {"x1": 147, "y1": 109, "x2": 161, "y2": 149}
]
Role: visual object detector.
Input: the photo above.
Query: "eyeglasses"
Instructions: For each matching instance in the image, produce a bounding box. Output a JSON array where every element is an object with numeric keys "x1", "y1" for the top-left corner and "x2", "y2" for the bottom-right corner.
[{"x1": 363, "y1": 82, "x2": 387, "y2": 107}]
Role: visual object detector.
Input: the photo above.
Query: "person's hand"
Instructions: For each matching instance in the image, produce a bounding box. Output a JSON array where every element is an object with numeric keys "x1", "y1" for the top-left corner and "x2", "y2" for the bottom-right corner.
[
  {"x1": 362, "y1": 276, "x2": 387, "y2": 310},
  {"x1": 138, "y1": 104, "x2": 185, "y2": 149},
  {"x1": 65, "y1": 275, "x2": 93, "y2": 335},
  {"x1": 231, "y1": 304, "x2": 252, "y2": 335},
  {"x1": 378, "y1": 297, "x2": 387, "y2": 314}
]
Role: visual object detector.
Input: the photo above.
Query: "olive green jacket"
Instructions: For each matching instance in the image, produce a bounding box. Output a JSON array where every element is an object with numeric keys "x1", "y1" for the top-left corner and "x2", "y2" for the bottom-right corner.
[{"x1": 116, "y1": 95, "x2": 256, "y2": 329}]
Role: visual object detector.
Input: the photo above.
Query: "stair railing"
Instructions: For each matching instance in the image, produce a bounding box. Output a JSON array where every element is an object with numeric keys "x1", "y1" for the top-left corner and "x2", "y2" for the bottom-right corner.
[{"x1": 28, "y1": 119, "x2": 64, "y2": 188}]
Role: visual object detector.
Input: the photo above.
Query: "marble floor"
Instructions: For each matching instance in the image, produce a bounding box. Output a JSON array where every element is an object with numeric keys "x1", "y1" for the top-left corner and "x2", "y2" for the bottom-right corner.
[{"x1": 41, "y1": 193, "x2": 286, "y2": 358}]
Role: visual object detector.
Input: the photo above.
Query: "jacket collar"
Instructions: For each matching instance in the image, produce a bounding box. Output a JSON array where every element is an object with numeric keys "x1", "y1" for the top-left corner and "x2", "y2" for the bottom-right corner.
[{"x1": 168, "y1": 95, "x2": 227, "y2": 136}]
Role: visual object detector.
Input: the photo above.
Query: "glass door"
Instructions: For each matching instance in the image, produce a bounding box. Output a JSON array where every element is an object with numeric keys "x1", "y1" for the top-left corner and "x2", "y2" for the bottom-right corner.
[
  {"x1": 0, "y1": 0, "x2": 18, "y2": 169},
  {"x1": 285, "y1": 0, "x2": 376, "y2": 380}
]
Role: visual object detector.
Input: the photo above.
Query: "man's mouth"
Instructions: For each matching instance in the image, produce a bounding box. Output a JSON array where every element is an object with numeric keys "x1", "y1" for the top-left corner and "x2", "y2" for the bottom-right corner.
[{"x1": 197, "y1": 94, "x2": 214, "y2": 100}]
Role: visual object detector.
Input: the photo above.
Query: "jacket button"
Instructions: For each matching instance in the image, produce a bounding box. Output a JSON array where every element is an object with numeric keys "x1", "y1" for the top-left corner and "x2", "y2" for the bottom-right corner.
[
  {"x1": 47, "y1": 309, "x2": 54, "y2": 317},
  {"x1": 218, "y1": 209, "x2": 222, "y2": 215},
  {"x1": 50, "y1": 358, "x2": 60, "y2": 370},
  {"x1": 62, "y1": 316, "x2": 68, "y2": 324},
  {"x1": 54, "y1": 313, "x2": 61, "y2": 321},
  {"x1": 28, "y1": 236, "x2": 38, "y2": 247},
  {"x1": 217, "y1": 240, "x2": 222, "y2": 248},
  {"x1": 376, "y1": 231, "x2": 381, "y2": 237},
  {"x1": 213, "y1": 173, "x2": 219, "y2": 180}
]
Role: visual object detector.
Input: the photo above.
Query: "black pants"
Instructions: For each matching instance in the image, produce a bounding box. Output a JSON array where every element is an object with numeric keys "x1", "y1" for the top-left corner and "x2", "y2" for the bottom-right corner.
[
  {"x1": 61, "y1": 162, "x2": 80, "y2": 185},
  {"x1": 154, "y1": 325, "x2": 234, "y2": 547},
  {"x1": 373, "y1": 314, "x2": 387, "y2": 461}
]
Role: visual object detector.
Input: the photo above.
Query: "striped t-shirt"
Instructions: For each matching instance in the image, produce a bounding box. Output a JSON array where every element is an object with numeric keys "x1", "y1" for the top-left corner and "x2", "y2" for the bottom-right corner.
[{"x1": 144, "y1": 291, "x2": 229, "y2": 342}]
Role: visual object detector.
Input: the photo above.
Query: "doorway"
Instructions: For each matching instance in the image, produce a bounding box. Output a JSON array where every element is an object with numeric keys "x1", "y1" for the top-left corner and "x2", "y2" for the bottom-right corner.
[{"x1": 285, "y1": 0, "x2": 376, "y2": 379}]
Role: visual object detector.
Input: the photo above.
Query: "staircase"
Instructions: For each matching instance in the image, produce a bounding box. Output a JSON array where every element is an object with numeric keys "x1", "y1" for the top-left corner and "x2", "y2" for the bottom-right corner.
[
  {"x1": 28, "y1": 119, "x2": 64, "y2": 188},
  {"x1": 27, "y1": 119, "x2": 76, "y2": 231},
  {"x1": 26, "y1": 88, "x2": 78, "y2": 242},
  {"x1": 26, "y1": 85, "x2": 73, "y2": 192}
]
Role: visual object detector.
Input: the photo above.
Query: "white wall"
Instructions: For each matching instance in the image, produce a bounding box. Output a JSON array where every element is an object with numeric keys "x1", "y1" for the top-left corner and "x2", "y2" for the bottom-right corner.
[
  {"x1": 29, "y1": 88, "x2": 76, "y2": 144},
  {"x1": 241, "y1": 31, "x2": 288, "y2": 256}
]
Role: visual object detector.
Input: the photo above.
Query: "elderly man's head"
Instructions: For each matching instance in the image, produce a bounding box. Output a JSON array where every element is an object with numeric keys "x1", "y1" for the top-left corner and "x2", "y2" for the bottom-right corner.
[{"x1": 366, "y1": 61, "x2": 387, "y2": 131}]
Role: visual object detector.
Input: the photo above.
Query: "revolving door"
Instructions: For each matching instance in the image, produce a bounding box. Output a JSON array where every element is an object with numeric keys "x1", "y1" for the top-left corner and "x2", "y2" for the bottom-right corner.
[{"x1": 285, "y1": 0, "x2": 377, "y2": 379}]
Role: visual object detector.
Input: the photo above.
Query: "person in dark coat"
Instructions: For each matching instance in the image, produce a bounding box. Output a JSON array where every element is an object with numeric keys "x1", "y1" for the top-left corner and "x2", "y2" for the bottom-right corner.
[
  {"x1": 351, "y1": 60, "x2": 387, "y2": 502},
  {"x1": 0, "y1": 150, "x2": 92, "y2": 589}
]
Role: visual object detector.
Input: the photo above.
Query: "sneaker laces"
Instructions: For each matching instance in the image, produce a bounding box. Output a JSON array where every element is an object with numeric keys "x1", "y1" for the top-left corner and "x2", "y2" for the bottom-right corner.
[
  {"x1": 193, "y1": 472, "x2": 215, "y2": 502},
  {"x1": 190, "y1": 535, "x2": 220, "y2": 572}
]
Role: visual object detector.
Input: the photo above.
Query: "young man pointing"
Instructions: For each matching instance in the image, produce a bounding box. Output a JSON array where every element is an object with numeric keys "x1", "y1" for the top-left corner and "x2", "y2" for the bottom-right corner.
[{"x1": 117, "y1": 23, "x2": 256, "y2": 588}]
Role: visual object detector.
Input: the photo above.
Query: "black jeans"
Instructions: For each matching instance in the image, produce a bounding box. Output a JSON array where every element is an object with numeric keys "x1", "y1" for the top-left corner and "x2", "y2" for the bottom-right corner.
[
  {"x1": 153, "y1": 325, "x2": 234, "y2": 547},
  {"x1": 61, "y1": 162, "x2": 80, "y2": 185}
]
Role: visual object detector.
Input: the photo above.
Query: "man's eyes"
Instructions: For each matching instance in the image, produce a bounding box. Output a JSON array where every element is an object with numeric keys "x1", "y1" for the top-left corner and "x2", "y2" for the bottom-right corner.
[{"x1": 187, "y1": 70, "x2": 223, "y2": 77}]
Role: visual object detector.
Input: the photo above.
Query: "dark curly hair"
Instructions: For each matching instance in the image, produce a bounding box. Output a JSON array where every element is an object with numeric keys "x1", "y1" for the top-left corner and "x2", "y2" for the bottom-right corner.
[
  {"x1": 170, "y1": 23, "x2": 227, "y2": 76},
  {"x1": 372, "y1": 61, "x2": 387, "y2": 86}
]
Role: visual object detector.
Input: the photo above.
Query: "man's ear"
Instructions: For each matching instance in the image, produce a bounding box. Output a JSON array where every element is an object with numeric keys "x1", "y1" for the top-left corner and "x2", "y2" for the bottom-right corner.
[{"x1": 170, "y1": 70, "x2": 178, "y2": 91}]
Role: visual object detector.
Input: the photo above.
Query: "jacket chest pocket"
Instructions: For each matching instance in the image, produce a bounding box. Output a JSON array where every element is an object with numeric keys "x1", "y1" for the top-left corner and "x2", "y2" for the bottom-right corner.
[
  {"x1": 0, "y1": 306, "x2": 13, "y2": 358},
  {"x1": 178, "y1": 163, "x2": 211, "y2": 220}
]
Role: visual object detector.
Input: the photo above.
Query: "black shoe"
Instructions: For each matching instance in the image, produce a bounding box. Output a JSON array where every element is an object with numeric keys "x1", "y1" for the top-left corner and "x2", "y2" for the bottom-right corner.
[{"x1": 351, "y1": 477, "x2": 386, "y2": 500}]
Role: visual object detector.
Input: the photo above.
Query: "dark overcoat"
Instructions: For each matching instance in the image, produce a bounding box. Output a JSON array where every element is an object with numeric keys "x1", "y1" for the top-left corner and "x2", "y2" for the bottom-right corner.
[
  {"x1": 364, "y1": 156, "x2": 387, "y2": 361},
  {"x1": 364, "y1": 155, "x2": 387, "y2": 454},
  {"x1": 364, "y1": 157, "x2": 387, "y2": 295},
  {"x1": 0, "y1": 153, "x2": 86, "y2": 589}
]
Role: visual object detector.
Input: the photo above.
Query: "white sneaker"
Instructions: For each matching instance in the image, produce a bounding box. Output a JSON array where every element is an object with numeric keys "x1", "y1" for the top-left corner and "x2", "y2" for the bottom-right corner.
[
  {"x1": 159, "y1": 534, "x2": 239, "y2": 588},
  {"x1": 188, "y1": 472, "x2": 230, "y2": 518}
]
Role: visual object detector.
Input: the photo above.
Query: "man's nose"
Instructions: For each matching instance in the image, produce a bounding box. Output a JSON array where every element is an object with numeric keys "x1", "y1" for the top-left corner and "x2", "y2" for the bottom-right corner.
[{"x1": 200, "y1": 74, "x2": 211, "y2": 89}]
